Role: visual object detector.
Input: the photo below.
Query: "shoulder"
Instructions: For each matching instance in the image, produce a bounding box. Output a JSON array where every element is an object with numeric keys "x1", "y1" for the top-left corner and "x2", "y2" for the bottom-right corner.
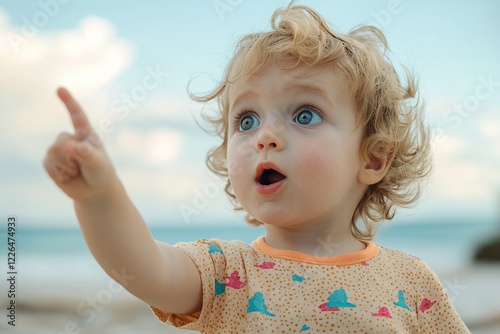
[
  {"x1": 173, "y1": 238, "x2": 257, "y2": 264},
  {"x1": 379, "y1": 246, "x2": 428, "y2": 264},
  {"x1": 377, "y1": 247, "x2": 470, "y2": 332},
  {"x1": 378, "y1": 246, "x2": 426, "y2": 264},
  {"x1": 377, "y1": 246, "x2": 443, "y2": 284}
]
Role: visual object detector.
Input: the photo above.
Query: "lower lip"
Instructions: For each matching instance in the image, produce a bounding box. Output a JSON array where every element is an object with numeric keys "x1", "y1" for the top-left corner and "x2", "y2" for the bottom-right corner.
[{"x1": 255, "y1": 179, "x2": 286, "y2": 195}]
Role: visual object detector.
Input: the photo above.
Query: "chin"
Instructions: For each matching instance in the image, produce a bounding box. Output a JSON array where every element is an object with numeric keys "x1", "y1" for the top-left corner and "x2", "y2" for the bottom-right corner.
[{"x1": 252, "y1": 210, "x2": 299, "y2": 228}]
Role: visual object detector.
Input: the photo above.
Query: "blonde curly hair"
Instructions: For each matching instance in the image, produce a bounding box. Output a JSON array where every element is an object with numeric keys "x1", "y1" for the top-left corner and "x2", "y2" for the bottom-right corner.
[{"x1": 191, "y1": 4, "x2": 432, "y2": 240}]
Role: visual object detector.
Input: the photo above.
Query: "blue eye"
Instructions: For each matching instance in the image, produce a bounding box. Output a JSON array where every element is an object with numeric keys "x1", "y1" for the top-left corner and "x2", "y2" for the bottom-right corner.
[
  {"x1": 294, "y1": 108, "x2": 323, "y2": 125},
  {"x1": 239, "y1": 114, "x2": 260, "y2": 131}
]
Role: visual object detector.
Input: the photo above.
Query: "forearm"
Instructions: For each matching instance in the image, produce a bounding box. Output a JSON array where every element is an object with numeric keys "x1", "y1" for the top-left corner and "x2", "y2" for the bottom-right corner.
[{"x1": 73, "y1": 179, "x2": 168, "y2": 298}]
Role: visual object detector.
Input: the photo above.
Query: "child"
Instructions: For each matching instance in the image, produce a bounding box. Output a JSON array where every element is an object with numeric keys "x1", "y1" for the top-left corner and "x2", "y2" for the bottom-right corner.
[{"x1": 44, "y1": 3, "x2": 470, "y2": 333}]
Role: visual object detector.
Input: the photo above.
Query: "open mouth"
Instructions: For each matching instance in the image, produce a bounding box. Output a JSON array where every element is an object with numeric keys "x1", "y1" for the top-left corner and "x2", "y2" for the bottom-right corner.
[{"x1": 258, "y1": 169, "x2": 287, "y2": 185}]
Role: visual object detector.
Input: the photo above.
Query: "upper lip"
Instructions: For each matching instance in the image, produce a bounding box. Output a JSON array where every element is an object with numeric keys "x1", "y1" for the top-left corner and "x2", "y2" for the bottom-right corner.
[{"x1": 255, "y1": 162, "x2": 286, "y2": 183}]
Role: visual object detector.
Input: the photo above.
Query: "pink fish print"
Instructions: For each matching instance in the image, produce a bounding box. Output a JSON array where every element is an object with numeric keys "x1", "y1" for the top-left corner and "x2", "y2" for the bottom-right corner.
[
  {"x1": 372, "y1": 306, "x2": 392, "y2": 318},
  {"x1": 318, "y1": 303, "x2": 340, "y2": 312},
  {"x1": 225, "y1": 270, "x2": 246, "y2": 289},
  {"x1": 419, "y1": 298, "x2": 437, "y2": 312},
  {"x1": 254, "y1": 261, "x2": 275, "y2": 269}
]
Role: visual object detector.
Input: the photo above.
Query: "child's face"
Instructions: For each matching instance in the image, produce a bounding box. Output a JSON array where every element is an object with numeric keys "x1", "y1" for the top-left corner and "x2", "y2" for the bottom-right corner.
[{"x1": 226, "y1": 61, "x2": 368, "y2": 229}]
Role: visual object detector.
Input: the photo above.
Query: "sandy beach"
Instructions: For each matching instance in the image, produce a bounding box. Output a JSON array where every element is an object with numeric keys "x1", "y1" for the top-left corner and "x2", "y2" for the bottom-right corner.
[
  {"x1": 0, "y1": 281, "x2": 195, "y2": 334},
  {"x1": 1, "y1": 262, "x2": 499, "y2": 334},
  {"x1": 440, "y1": 263, "x2": 500, "y2": 334}
]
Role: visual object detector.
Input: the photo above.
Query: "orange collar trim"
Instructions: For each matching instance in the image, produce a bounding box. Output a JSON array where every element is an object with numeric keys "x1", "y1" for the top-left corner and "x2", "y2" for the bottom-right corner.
[{"x1": 252, "y1": 236, "x2": 380, "y2": 266}]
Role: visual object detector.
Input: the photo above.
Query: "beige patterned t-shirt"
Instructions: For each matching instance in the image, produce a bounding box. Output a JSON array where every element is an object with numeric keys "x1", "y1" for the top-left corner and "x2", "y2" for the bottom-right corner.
[{"x1": 151, "y1": 237, "x2": 470, "y2": 333}]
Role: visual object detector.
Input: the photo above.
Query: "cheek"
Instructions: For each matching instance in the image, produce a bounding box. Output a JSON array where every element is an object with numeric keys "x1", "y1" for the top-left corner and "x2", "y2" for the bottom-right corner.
[
  {"x1": 288, "y1": 149, "x2": 335, "y2": 213},
  {"x1": 227, "y1": 138, "x2": 253, "y2": 191},
  {"x1": 299, "y1": 150, "x2": 335, "y2": 187},
  {"x1": 294, "y1": 143, "x2": 354, "y2": 194}
]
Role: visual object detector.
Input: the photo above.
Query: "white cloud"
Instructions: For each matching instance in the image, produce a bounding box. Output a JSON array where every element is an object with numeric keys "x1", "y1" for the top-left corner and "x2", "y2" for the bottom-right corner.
[
  {"x1": 478, "y1": 108, "x2": 500, "y2": 154},
  {"x1": 113, "y1": 127, "x2": 185, "y2": 165},
  {"x1": 0, "y1": 12, "x2": 133, "y2": 226},
  {"x1": 0, "y1": 11, "x2": 134, "y2": 141},
  {"x1": 408, "y1": 98, "x2": 500, "y2": 221},
  {"x1": 0, "y1": 10, "x2": 226, "y2": 227},
  {"x1": 0, "y1": 13, "x2": 132, "y2": 94},
  {"x1": 424, "y1": 109, "x2": 500, "y2": 214}
]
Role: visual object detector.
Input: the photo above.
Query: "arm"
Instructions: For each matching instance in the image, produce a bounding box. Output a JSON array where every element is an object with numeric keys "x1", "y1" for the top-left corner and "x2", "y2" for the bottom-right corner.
[{"x1": 43, "y1": 88, "x2": 202, "y2": 314}]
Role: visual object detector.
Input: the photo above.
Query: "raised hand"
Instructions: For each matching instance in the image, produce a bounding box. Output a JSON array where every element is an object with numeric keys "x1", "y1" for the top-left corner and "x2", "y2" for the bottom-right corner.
[{"x1": 43, "y1": 87, "x2": 118, "y2": 203}]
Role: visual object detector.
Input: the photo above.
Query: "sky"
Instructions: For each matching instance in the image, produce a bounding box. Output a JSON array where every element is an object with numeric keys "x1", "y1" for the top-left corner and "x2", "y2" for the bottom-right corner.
[{"x1": 0, "y1": 0, "x2": 499, "y2": 229}]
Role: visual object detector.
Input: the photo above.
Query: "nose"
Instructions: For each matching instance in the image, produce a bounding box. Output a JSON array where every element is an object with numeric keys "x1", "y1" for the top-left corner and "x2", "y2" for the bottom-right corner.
[{"x1": 255, "y1": 125, "x2": 284, "y2": 151}]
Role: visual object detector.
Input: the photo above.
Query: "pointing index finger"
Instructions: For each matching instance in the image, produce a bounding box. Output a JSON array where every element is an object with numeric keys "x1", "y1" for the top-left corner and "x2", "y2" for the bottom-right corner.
[{"x1": 57, "y1": 87, "x2": 92, "y2": 138}]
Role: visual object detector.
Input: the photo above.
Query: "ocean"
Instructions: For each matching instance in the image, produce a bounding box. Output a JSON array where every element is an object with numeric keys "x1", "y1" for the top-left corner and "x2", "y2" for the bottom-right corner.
[{"x1": 7, "y1": 220, "x2": 498, "y2": 283}]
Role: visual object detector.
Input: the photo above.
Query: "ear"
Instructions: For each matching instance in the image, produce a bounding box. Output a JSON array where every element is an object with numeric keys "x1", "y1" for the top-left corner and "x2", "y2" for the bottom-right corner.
[{"x1": 358, "y1": 146, "x2": 393, "y2": 186}]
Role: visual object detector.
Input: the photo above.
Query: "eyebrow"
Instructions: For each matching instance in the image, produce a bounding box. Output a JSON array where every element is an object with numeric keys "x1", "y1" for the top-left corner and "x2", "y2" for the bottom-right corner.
[
  {"x1": 287, "y1": 84, "x2": 335, "y2": 108},
  {"x1": 229, "y1": 84, "x2": 335, "y2": 113},
  {"x1": 229, "y1": 90, "x2": 258, "y2": 113}
]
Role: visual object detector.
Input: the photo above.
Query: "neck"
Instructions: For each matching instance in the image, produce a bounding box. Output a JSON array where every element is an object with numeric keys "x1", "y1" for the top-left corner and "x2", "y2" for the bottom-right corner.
[{"x1": 263, "y1": 220, "x2": 365, "y2": 257}]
